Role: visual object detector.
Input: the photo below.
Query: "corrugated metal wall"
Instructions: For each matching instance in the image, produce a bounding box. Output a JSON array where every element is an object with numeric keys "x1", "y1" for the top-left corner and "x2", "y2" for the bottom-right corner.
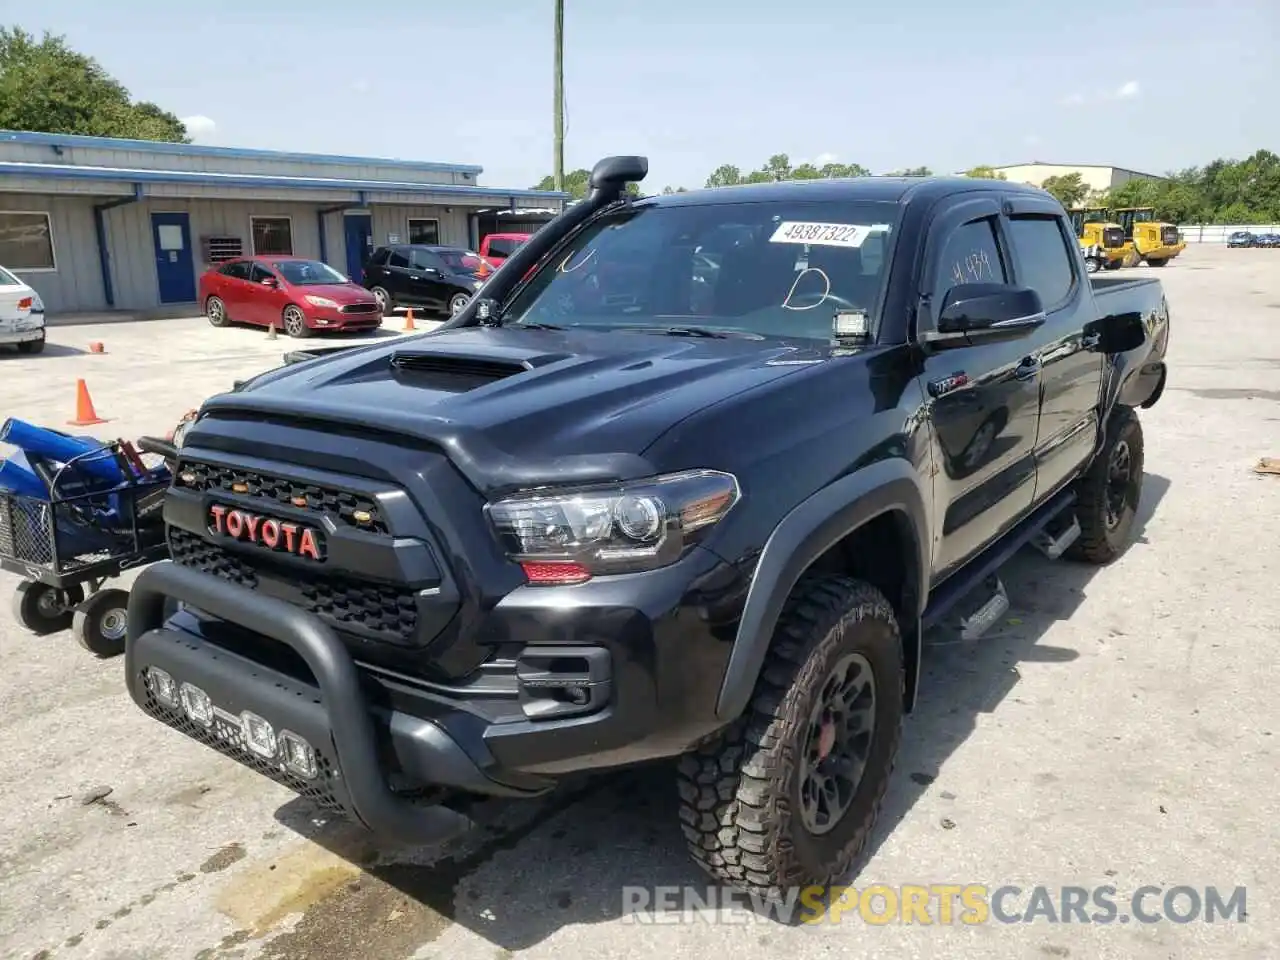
[
  {"x1": 0, "y1": 193, "x2": 106, "y2": 312},
  {"x1": 0, "y1": 141, "x2": 472, "y2": 185}
]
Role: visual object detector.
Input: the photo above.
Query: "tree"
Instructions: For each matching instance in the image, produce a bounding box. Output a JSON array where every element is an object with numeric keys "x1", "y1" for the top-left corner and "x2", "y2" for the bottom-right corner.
[
  {"x1": 1039, "y1": 172, "x2": 1089, "y2": 208},
  {"x1": 885, "y1": 166, "x2": 933, "y2": 177},
  {"x1": 963, "y1": 165, "x2": 1007, "y2": 180},
  {"x1": 0, "y1": 27, "x2": 188, "y2": 141},
  {"x1": 702, "y1": 155, "x2": 870, "y2": 188},
  {"x1": 532, "y1": 168, "x2": 640, "y2": 199}
]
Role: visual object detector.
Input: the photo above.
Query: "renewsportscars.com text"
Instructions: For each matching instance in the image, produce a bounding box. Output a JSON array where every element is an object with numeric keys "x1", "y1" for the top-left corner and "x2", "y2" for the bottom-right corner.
[{"x1": 621, "y1": 884, "x2": 1248, "y2": 926}]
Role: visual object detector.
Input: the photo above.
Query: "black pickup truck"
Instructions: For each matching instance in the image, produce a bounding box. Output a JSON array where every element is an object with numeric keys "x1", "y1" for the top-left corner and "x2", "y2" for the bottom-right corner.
[{"x1": 125, "y1": 157, "x2": 1169, "y2": 897}]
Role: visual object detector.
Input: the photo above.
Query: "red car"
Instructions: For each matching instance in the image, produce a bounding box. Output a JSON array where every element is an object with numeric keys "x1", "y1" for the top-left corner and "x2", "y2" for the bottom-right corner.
[
  {"x1": 477, "y1": 232, "x2": 531, "y2": 266},
  {"x1": 199, "y1": 256, "x2": 383, "y2": 338}
]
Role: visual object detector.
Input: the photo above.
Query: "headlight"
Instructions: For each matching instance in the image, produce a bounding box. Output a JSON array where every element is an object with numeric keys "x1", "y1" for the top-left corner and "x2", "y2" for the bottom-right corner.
[
  {"x1": 486, "y1": 470, "x2": 740, "y2": 584},
  {"x1": 304, "y1": 295, "x2": 338, "y2": 308}
]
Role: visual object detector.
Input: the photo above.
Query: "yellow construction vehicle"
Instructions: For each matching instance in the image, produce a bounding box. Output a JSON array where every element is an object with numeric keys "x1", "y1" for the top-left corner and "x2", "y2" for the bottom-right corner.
[
  {"x1": 1112, "y1": 207, "x2": 1185, "y2": 267},
  {"x1": 1068, "y1": 206, "x2": 1130, "y2": 272}
]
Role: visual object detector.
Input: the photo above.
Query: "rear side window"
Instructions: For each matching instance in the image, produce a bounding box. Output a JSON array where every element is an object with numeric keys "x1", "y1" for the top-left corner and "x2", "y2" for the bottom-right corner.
[
  {"x1": 367, "y1": 248, "x2": 390, "y2": 266},
  {"x1": 388, "y1": 249, "x2": 410, "y2": 268},
  {"x1": 1007, "y1": 215, "x2": 1075, "y2": 309},
  {"x1": 934, "y1": 217, "x2": 1008, "y2": 309},
  {"x1": 486, "y1": 237, "x2": 523, "y2": 258},
  {"x1": 249, "y1": 263, "x2": 276, "y2": 283},
  {"x1": 219, "y1": 261, "x2": 251, "y2": 280}
]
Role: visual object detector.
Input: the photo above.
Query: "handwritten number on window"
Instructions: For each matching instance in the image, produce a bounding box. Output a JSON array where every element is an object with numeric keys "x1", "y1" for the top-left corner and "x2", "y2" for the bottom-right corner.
[{"x1": 951, "y1": 248, "x2": 993, "y2": 286}]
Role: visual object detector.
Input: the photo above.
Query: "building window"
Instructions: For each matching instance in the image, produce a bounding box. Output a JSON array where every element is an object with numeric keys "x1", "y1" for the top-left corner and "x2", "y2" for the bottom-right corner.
[
  {"x1": 251, "y1": 216, "x2": 293, "y2": 255},
  {"x1": 408, "y1": 218, "x2": 439, "y2": 245},
  {"x1": 0, "y1": 211, "x2": 57, "y2": 271}
]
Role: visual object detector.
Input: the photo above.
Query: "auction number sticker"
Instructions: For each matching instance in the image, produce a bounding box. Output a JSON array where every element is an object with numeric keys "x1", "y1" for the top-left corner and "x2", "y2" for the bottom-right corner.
[{"x1": 769, "y1": 222, "x2": 885, "y2": 247}]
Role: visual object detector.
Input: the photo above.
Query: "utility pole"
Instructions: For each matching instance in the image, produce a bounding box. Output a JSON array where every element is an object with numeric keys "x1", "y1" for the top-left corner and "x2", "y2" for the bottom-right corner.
[{"x1": 553, "y1": 0, "x2": 565, "y2": 193}]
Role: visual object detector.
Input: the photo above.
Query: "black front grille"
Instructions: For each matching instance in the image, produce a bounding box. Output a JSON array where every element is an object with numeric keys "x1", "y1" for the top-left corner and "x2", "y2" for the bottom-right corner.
[
  {"x1": 139, "y1": 668, "x2": 345, "y2": 814},
  {"x1": 1161, "y1": 227, "x2": 1180, "y2": 246},
  {"x1": 169, "y1": 529, "x2": 419, "y2": 644},
  {"x1": 174, "y1": 460, "x2": 388, "y2": 535},
  {"x1": 340, "y1": 302, "x2": 381, "y2": 315}
]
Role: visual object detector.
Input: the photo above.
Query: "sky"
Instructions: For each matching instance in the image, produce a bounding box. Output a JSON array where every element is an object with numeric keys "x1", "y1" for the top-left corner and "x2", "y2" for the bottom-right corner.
[{"x1": 9, "y1": 0, "x2": 1278, "y2": 194}]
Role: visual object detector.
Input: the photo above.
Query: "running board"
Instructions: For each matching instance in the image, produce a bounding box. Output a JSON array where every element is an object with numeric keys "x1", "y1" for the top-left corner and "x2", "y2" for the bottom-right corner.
[
  {"x1": 959, "y1": 575, "x2": 1010, "y2": 640},
  {"x1": 1031, "y1": 515, "x2": 1081, "y2": 559},
  {"x1": 922, "y1": 488, "x2": 1077, "y2": 632}
]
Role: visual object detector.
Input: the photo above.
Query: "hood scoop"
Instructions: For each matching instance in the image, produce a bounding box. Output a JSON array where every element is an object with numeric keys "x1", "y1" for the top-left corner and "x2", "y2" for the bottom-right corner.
[{"x1": 389, "y1": 350, "x2": 531, "y2": 391}]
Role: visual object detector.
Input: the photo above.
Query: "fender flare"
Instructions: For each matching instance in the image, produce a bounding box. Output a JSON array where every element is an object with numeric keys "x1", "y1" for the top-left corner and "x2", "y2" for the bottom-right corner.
[{"x1": 714, "y1": 458, "x2": 930, "y2": 721}]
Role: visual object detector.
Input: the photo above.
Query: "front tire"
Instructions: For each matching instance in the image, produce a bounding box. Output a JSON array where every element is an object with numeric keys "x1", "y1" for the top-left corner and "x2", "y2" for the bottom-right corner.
[
  {"x1": 1065, "y1": 405, "x2": 1144, "y2": 565},
  {"x1": 282, "y1": 305, "x2": 311, "y2": 338},
  {"x1": 1084, "y1": 256, "x2": 1101, "y2": 274},
  {"x1": 677, "y1": 576, "x2": 904, "y2": 897},
  {"x1": 371, "y1": 286, "x2": 393, "y2": 315},
  {"x1": 448, "y1": 291, "x2": 471, "y2": 317},
  {"x1": 73, "y1": 588, "x2": 131, "y2": 658}
]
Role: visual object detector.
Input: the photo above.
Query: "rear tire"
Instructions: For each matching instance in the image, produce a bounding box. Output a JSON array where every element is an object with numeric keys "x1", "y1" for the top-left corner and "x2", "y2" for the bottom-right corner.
[
  {"x1": 16, "y1": 335, "x2": 45, "y2": 354},
  {"x1": 677, "y1": 576, "x2": 904, "y2": 897},
  {"x1": 13, "y1": 581, "x2": 84, "y2": 635},
  {"x1": 448, "y1": 291, "x2": 471, "y2": 317},
  {"x1": 1065, "y1": 405, "x2": 1144, "y2": 565},
  {"x1": 206, "y1": 295, "x2": 229, "y2": 327}
]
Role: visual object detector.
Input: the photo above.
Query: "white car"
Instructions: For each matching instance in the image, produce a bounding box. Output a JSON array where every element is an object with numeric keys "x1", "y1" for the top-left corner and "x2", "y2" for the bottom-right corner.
[{"x1": 0, "y1": 265, "x2": 46, "y2": 354}]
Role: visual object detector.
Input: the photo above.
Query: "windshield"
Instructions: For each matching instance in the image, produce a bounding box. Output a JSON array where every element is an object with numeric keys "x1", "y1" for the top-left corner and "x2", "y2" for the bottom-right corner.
[
  {"x1": 486, "y1": 236, "x2": 527, "y2": 258},
  {"x1": 438, "y1": 250, "x2": 496, "y2": 275},
  {"x1": 503, "y1": 200, "x2": 900, "y2": 341},
  {"x1": 272, "y1": 260, "x2": 349, "y2": 285}
]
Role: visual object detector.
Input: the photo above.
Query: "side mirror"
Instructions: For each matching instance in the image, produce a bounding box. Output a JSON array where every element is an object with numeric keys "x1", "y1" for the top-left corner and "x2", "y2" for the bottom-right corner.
[
  {"x1": 1083, "y1": 311, "x2": 1146, "y2": 354},
  {"x1": 260, "y1": 277, "x2": 279, "y2": 288},
  {"x1": 922, "y1": 283, "x2": 1045, "y2": 349}
]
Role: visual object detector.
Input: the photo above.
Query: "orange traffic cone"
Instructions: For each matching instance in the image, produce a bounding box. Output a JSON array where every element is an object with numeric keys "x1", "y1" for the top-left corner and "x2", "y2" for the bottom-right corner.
[
  {"x1": 88, "y1": 341, "x2": 105, "y2": 354},
  {"x1": 68, "y1": 379, "x2": 109, "y2": 426},
  {"x1": 402, "y1": 309, "x2": 415, "y2": 332},
  {"x1": 267, "y1": 321, "x2": 278, "y2": 340}
]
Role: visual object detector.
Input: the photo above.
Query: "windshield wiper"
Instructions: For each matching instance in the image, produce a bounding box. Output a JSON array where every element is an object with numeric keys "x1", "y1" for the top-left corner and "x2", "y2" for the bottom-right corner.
[
  {"x1": 514, "y1": 321, "x2": 566, "y2": 331},
  {"x1": 620, "y1": 325, "x2": 762, "y2": 340}
]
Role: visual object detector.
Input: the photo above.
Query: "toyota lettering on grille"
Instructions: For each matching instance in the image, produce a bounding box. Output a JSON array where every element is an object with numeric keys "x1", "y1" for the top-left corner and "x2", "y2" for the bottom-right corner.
[{"x1": 208, "y1": 505, "x2": 324, "y2": 561}]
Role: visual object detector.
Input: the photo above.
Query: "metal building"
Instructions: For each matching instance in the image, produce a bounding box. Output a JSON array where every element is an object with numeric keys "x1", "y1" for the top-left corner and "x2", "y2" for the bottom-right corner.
[
  {"x1": 983, "y1": 162, "x2": 1167, "y2": 193},
  {"x1": 0, "y1": 130, "x2": 567, "y2": 317}
]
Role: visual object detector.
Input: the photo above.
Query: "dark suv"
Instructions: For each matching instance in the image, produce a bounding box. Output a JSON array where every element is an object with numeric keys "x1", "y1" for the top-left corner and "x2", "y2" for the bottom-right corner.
[{"x1": 362, "y1": 244, "x2": 493, "y2": 318}]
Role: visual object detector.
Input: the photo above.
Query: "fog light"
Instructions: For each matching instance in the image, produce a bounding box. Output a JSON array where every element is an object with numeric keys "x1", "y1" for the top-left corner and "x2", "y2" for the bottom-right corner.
[
  {"x1": 147, "y1": 667, "x2": 179, "y2": 708},
  {"x1": 179, "y1": 682, "x2": 213, "y2": 728},
  {"x1": 240, "y1": 711, "x2": 277, "y2": 759},
  {"x1": 279, "y1": 730, "x2": 317, "y2": 779}
]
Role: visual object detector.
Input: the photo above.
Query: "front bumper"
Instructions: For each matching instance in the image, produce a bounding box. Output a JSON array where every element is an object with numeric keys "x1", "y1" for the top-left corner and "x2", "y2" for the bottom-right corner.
[
  {"x1": 304, "y1": 305, "x2": 383, "y2": 330},
  {"x1": 126, "y1": 561, "x2": 543, "y2": 846}
]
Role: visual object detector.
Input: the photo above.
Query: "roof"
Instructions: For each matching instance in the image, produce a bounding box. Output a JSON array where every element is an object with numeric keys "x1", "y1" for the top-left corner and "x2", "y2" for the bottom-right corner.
[
  {"x1": 991, "y1": 161, "x2": 1167, "y2": 180},
  {"x1": 637, "y1": 175, "x2": 1049, "y2": 207},
  {"x1": 0, "y1": 160, "x2": 569, "y2": 201},
  {"x1": 0, "y1": 129, "x2": 483, "y2": 175}
]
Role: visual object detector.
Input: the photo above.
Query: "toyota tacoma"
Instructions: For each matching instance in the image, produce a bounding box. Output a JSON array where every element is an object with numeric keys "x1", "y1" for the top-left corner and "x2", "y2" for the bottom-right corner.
[{"x1": 126, "y1": 156, "x2": 1170, "y2": 896}]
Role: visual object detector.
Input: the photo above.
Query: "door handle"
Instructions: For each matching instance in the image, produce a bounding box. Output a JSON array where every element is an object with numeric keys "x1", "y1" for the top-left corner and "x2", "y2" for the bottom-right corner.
[
  {"x1": 1013, "y1": 358, "x2": 1041, "y2": 381},
  {"x1": 409, "y1": 275, "x2": 420, "y2": 280}
]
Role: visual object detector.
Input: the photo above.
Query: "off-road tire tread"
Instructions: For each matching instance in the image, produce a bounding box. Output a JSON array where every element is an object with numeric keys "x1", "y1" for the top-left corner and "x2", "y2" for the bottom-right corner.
[
  {"x1": 1065, "y1": 405, "x2": 1144, "y2": 564},
  {"x1": 676, "y1": 575, "x2": 903, "y2": 897}
]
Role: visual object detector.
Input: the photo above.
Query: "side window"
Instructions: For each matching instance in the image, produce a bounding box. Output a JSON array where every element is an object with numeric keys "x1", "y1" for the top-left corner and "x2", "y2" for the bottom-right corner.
[
  {"x1": 934, "y1": 217, "x2": 1008, "y2": 309},
  {"x1": 367, "y1": 248, "x2": 389, "y2": 267},
  {"x1": 220, "y1": 261, "x2": 250, "y2": 280},
  {"x1": 1006, "y1": 215, "x2": 1075, "y2": 309},
  {"x1": 249, "y1": 263, "x2": 276, "y2": 283},
  {"x1": 410, "y1": 249, "x2": 439, "y2": 270},
  {"x1": 388, "y1": 249, "x2": 410, "y2": 269}
]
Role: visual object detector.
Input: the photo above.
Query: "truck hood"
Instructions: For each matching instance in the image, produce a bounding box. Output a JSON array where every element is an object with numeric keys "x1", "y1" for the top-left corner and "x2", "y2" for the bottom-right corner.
[{"x1": 198, "y1": 325, "x2": 821, "y2": 494}]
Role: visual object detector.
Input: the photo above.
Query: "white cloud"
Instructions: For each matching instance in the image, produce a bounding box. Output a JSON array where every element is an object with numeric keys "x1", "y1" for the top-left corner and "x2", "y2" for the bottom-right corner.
[
  {"x1": 812, "y1": 152, "x2": 839, "y2": 167},
  {"x1": 1060, "y1": 81, "x2": 1140, "y2": 107},
  {"x1": 181, "y1": 115, "x2": 217, "y2": 142},
  {"x1": 352, "y1": 79, "x2": 371, "y2": 94}
]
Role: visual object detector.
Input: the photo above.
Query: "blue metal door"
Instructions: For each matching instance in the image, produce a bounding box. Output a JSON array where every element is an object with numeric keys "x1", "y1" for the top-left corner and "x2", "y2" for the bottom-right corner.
[
  {"x1": 344, "y1": 214, "x2": 373, "y2": 281},
  {"x1": 150, "y1": 212, "x2": 197, "y2": 304}
]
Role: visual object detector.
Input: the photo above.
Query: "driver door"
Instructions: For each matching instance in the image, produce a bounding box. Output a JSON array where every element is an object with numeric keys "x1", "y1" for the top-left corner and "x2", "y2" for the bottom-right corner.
[{"x1": 916, "y1": 197, "x2": 1043, "y2": 580}]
